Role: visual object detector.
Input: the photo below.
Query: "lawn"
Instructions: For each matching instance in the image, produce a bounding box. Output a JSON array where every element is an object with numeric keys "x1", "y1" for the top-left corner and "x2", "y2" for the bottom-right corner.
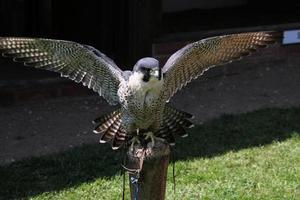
[{"x1": 0, "y1": 107, "x2": 300, "y2": 200}]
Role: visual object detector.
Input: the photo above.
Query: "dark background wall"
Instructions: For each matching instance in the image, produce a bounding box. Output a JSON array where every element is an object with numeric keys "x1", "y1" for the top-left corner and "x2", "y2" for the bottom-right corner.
[
  {"x1": 0, "y1": 0, "x2": 300, "y2": 80},
  {"x1": 1, "y1": 0, "x2": 300, "y2": 166},
  {"x1": 0, "y1": 0, "x2": 161, "y2": 70}
]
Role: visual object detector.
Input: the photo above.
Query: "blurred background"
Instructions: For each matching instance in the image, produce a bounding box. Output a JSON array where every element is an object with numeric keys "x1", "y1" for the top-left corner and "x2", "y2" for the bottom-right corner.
[{"x1": 0, "y1": 0, "x2": 300, "y2": 166}]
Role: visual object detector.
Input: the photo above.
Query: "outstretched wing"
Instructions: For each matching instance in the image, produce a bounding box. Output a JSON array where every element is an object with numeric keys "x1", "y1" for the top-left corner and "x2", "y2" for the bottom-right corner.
[
  {"x1": 162, "y1": 31, "x2": 282, "y2": 101},
  {"x1": 0, "y1": 37, "x2": 125, "y2": 105}
]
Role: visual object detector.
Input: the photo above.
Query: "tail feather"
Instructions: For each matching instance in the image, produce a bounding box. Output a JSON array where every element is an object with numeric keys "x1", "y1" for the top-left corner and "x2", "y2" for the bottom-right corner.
[
  {"x1": 93, "y1": 108, "x2": 125, "y2": 150},
  {"x1": 112, "y1": 127, "x2": 126, "y2": 149},
  {"x1": 157, "y1": 105, "x2": 194, "y2": 144},
  {"x1": 93, "y1": 105, "x2": 194, "y2": 149},
  {"x1": 179, "y1": 118, "x2": 194, "y2": 128},
  {"x1": 165, "y1": 133, "x2": 175, "y2": 146},
  {"x1": 112, "y1": 122, "x2": 126, "y2": 149}
]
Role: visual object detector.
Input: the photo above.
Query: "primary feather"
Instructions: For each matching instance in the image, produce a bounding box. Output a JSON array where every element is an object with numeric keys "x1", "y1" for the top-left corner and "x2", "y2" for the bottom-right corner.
[
  {"x1": 162, "y1": 31, "x2": 282, "y2": 101},
  {"x1": 0, "y1": 37, "x2": 124, "y2": 105}
]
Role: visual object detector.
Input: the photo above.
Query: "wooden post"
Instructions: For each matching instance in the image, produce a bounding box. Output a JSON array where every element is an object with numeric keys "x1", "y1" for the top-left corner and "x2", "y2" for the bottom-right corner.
[{"x1": 126, "y1": 139, "x2": 170, "y2": 200}]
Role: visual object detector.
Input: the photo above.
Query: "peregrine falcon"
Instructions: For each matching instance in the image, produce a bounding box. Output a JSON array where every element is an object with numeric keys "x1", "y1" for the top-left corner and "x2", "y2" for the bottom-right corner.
[{"x1": 0, "y1": 32, "x2": 282, "y2": 149}]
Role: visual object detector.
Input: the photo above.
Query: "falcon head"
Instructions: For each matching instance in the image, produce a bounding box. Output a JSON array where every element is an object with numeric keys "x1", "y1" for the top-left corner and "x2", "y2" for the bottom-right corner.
[{"x1": 133, "y1": 57, "x2": 162, "y2": 82}]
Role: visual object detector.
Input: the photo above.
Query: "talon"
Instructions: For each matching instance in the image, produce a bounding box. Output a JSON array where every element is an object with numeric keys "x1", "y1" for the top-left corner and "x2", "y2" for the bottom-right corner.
[
  {"x1": 129, "y1": 136, "x2": 140, "y2": 151},
  {"x1": 145, "y1": 132, "x2": 155, "y2": 148},
  {"x1": 129, "y1": 129, "x2": 141, "y2": 151}
]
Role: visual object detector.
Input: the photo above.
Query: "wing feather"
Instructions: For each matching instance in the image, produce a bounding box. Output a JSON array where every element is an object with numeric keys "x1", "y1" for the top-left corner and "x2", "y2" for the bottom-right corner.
[
  {"x1": 0, "y1": 37, "x2": 124, "y2": 105},
  {"x1": 162, "y1": 31, "x2": 282, "y2": 101}
]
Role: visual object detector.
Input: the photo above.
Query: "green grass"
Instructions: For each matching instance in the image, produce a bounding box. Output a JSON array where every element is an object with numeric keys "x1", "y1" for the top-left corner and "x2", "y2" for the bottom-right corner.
[{"x1": 1, "y1": 107, "x2": 300, "y2": 200}]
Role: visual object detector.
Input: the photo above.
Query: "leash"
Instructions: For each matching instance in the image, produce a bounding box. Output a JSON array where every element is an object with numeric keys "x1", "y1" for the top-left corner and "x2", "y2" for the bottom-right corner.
[{"x1": 121, "y1": 144, "x2": 146, "y2": 200}]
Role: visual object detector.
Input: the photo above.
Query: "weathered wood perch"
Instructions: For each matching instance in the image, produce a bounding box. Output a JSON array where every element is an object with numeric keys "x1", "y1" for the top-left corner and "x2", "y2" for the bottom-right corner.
[{"x1": 126, "y1": 139, "x2": 170, "y2": 200}]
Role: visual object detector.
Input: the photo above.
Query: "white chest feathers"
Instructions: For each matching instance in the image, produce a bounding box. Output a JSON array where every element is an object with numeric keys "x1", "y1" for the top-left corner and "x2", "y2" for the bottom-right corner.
[{"x1": 127, "y1": 72, "x2": 163, "y2": 105}]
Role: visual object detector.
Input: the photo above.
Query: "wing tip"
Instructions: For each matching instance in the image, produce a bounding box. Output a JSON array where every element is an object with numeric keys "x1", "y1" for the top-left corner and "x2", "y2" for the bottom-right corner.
[
  {"x1": 169, "y1": 142, "x2": 176, "y2": 146},
  {"x1": 188, "y1": 124, "x2": 195, "y2": 128},
  {"x1": 264, "y1": 31, "x2": 283, "y2": 44},
  {"x1": 111, "y1": 146, "x2": 120, "y2": 150},
  {"x1": 99, "y1": 139, "x2": 107, "y2": 143},
  {"x1": 181, "y1": 134, "x2": 189, "y2": 138}
]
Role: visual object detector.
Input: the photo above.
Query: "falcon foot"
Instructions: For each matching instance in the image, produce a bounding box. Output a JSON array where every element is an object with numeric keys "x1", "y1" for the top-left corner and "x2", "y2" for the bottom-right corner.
[
  {"x1": 129, "y1": 136, "x2": 141, "y2": 151},
  {"x1": 144, "y1": 132, "x2": 165, "y2": 148},
  {"x1": 145, "y1": 132, "x2": 155, "y2": 148},
  {"x1": 128, "y1": 131, "x2": 166, "y2": 151}
]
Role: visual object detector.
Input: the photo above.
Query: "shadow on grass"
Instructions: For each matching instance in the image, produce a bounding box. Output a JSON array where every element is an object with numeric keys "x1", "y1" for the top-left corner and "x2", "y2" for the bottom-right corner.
[{"x1": 1, "y1": 106, "x2": 300, "y2": 199}]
